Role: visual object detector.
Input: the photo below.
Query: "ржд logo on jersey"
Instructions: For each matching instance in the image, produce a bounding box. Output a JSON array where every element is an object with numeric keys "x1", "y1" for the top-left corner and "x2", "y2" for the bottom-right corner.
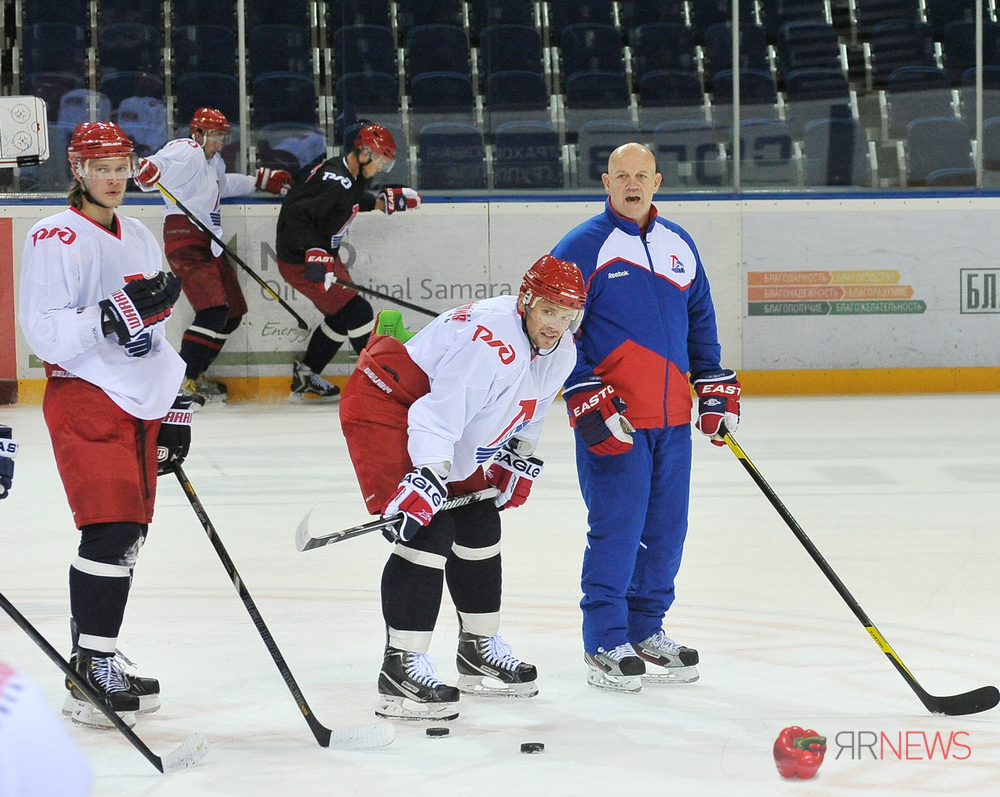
[
  {"x1": 472, "y1": 324, "x2": 516, "y2": 364},
  {"x1": 31, "y1": 226, "x2": 77, "y2": 246}
]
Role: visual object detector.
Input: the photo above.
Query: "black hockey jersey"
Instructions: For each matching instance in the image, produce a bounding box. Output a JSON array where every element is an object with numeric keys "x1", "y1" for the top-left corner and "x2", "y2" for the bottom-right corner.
[{"x1": 275, "y1": 156, "x2": 377, "y2": 264}]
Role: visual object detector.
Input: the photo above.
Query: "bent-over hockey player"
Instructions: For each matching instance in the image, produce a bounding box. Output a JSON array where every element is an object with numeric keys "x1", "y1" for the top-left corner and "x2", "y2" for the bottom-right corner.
[
  {"x1": 275, "y1": 123, "x2": 421, "y2": 403},
  {"x1": 339, "y1": 255, "x2": 586, "y2": 721},
  {"x1": 19, "y1": 122, "x2": 193, "y2": 728},
  {"x1": 133, "y1": 107, "x2": 292, "y2": 405},
  {"x1": 552, "y1": 142, "x2": 740, "y2": 692}
]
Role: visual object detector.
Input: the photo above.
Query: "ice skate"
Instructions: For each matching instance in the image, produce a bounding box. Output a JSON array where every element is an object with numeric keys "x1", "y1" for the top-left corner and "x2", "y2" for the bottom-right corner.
[
  {"x1": 634, "y1": 631, "x2": 700, "y2": 684},
  {"x1": 63, "y1": 652, "x2": 140, "y2": 729},
  {"x1": 376, "y1": 647, "x2": 460, "y2": 721},
  {"x1": 64, "y1": 649, "x2": 161, "y2": 716},
  {"x1": 585, "y1": 643, "x2": 645, "y2": 693},
  {"x1": 179, "y1": 376, "x2": 207, "y2": 408},
  {"x1": 456, "y1": 632, "x2": 539, "y2": 698},
  {"x1": 288, "y1": 358, "x2": 340, "y2": 404}
]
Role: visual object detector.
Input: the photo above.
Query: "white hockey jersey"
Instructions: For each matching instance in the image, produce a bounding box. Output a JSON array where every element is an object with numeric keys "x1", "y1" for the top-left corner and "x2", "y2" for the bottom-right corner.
[
  {"x1": 19, "y1": 207, "x2": 185, "y2": 419},
  {"x1": 138, "y1": 138, "x2": 257, "y2": 256},
  {"x1": 404, "y1": 295, "x2": 576, "y2": 482}
]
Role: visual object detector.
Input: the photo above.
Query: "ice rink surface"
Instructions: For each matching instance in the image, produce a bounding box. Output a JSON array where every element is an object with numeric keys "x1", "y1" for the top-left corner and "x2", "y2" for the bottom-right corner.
[{"x1": 0, "y1": 393, "x2": 998, "y2": 796}]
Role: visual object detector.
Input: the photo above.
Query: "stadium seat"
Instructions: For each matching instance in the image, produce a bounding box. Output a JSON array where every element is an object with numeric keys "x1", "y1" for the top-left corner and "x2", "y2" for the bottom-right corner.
[
  {"x1": 942, "y1": 20, "x2": 1000, "y2": 83},
  {"x1": 406, "y1": 25, "x2": 472, "y2": 81},
  {"x1": 410, "y1": 72, "x2": 476, "y2": 124},
  {"x1": 22, "y1": 24, "x2": 86, "y2": 76},
  {"x1": 652, "y1": 119, "x2": 727, "y2": 186},
  {"x1": 336, "y1": 71, "x2": 400, "y2": 117},
  {"x1": 493, "y1": 121, "x2": 563, "y2": 188},
  {"x1": 176, "y1": 72, "x2": 240, "y2": 123},
  {"x1": 886, "y1": 66, "x2": 955, "y2": 139},
  {"x1": 468, "y1": 0, "x2": 535, "y2": 40},
  {"x1": 22, "y1": 0, "x2": 86, "y2": 25},
  {"x1": 417, "y1": 122, "x2": 487, "y2": 189},
  {"x1": 637, "y1": 70, "x2": 706, "y2": 128},
  {"x1": 396, "y1": 0, "x2": 464, "y2": 36},
  {"x1": 252, "y1": 72, "x2": 318, "y2": 128},
  {"x1": 702, "y1": 23, "x2": 770, "y2": 82},
  {"x1": 173, "y1": 0, "x2": 236, "y2": 27},
  {"x1": 802, "y1": 116, "x2": 872, "y2": 186},
  {"x1": 619, "y1": 0, "x2": 687, "y2": 40},
  {"x1": 853, "y1": 0, "x2": 921, "y2": 40},
  {"x1": 246, "y1": 0, "x2": 309, "y2": 28},
  {"x1": 560, "y1": 24, "x2": 626, "y2": 81},
  {"x1": 22, "y1": 73, "x2": 87, "y2": 119},
  {"x1": 117, "y1": 96, "x2": 168, "y2": 157},
  {"x1": 249, "y1": 24, "x2": 312, "y2": 81},
  {"x1": 98, "y1": 23, "x2": 162, "y2": 76},
  {"x1": 478, "y1": 25, "x2": 545, "y2": 81},
  {"x1": 333, "y1": 25, "x2": 397, "y2": 78},
  {"x1": 712, "y1": 69, "x2": 780, "y2": 127},
  {"x1": 760, "y1": 0, "x2": 829, "y2": 42},
  {"x1": 959, "y1": 66, "x2": 1000, "y2": 125},
  {"x1": 925, "y1": 0, "x2": 990, "y2": 41},
  {"x1": 576, "y1": 119, "x2": 640, "y2": 187},
  {"x1": 690, "y1": 0, "x2": 756, "y2": 43},
  {"x1": 737, "y1": 118, "x2": 797, "y2": 185},
  {"x1": 867, "y1": 19, "x2": 936, "y2": 89},
  {"x1": 784, "y1": 67, "x2": 853, "y2": 137},
  {"x1": 100, "y1": 72, "x2": 164, "y2": 109},
  {"x1": 257, "y1": 123, "x2": 327, "y2": 175},
  {"x1": 549, "y1": 0, "x2": 615, "y2": 43},
  {"x1": 775, "y1": 21, "x2": 843, "y2": 77},
  {"x1": 564, "y1": 71, "x2": 633, "y2": 139},
  {"x1": 484, "y1": 71, "x2": 551, "y2": 132},
  {"x1": 630, "y1": 23, "x2": 698, "y2": 84},
  {"x1": 58, "y1": 89, "x2": 112, "y2": 126},
  {"x1": 173, "y1": 25, "x2": 237, "y2": 77},
  {"x1": 904, "y1": 116, "x2": 972, "y2": 185}
]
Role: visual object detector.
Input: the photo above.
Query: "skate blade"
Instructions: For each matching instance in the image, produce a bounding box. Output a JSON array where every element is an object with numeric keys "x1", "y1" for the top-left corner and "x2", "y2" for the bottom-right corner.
[
  {"x1": 586, "y1": 669, "x2": 642, "y2": 693},
  {"x1": 375, "y1": 694, "x2": 459, "y2": 721},
  {"x1": 70, "y1": 702, "x2": 137, "y2": 729},
  {"x1": 63, "y1": 692, "x2": 161, "y2": 715},
  {"x1": 641, "y1": 665, "x2": 700, "y2": 684},
  {"x1": 457, "y1": 674, "x2": 539, "y2": 698}
]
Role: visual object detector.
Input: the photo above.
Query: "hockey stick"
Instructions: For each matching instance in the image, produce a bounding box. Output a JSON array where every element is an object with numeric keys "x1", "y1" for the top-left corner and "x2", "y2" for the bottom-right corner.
[
  {"x1": 0, "y1": 590, "x2": 208, "y2": 773},
  {"x1": 296, "y1": 487, "x2": 501, "y2": 552},
  {"x1": 723, "y1": 433, "x2": 1000, "y2": 716},
  {"x1": 326, "y1": 275, "x2": 439, "y2": 318},
  {"x1": 172, "y1": 465, "x2": 394, "y2": 749},
  {"x1": 154, "y1": 183, "x2": 310, "y2": 330}
]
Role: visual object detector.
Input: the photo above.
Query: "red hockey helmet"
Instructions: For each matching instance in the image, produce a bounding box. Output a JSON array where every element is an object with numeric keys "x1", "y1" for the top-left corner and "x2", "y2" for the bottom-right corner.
[
  {"x1": 67, "y1": 122, "x2": 136, "y2": 178},
  {"x1": 519, "y1": 255, "x2": 586, "y2": 333},
  {"x1": 353, "y1": 124, "x2": 396, "y2": 172},
  {"x1": 190, "y1": 107, "x2": 231, "y2": 136}
]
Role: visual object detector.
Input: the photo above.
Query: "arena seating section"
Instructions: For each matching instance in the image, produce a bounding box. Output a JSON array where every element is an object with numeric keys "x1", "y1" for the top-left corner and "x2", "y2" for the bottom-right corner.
[{"x1": 3, "y1": 0, "x2": 999, "y2": 190}]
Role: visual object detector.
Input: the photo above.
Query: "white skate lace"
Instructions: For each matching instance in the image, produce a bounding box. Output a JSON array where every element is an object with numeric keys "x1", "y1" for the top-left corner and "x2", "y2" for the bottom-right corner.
[
  {"x1": 479, "y1": 635, "x2": 522, "y2": 669},
  {"x1": 404, "y1": 652, "x2": 446, "y2": 687},
  {"x1": 91, "y1": 655, "x2": 130, "y2": 693},
  {"x1": 601, "y1": 643, "x2": 638, "y2": 662},
  {"x1": 643, "y1": 631, "x2": 680, "y2": 654}
]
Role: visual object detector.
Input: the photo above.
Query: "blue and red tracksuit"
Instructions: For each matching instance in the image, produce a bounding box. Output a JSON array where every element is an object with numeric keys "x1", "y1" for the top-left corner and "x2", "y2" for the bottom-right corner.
[{"x1": 552, "y1": 201, "x2": 723, "y2": 654}]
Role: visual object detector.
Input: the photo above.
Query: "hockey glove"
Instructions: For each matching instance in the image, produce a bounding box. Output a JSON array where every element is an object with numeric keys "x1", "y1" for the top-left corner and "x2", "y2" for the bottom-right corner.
[
  {"x1": 157, "y1": 395, "x2": 193, "y2": 475},
  {"x1": 0, "y1": 425, "x2": 16, "y2": 500},
  {"x1": 133, "y1": 157, "x2": 161, "y2": 188},
  {"x1": 565, "y1": 381, "x2": 635, "y2": 456},
  {"x1": 485, "y1": 441, "x2": 543, "y2": 510},
  {"x1": 304, "y1": 247, "x2": 337, "y2": 291},
  {"x1": 255, "y1": 167, "x2": 293, "y2": 195},
  {"x1": 379, "y1": 186, "x2": 421, "y2": 215},
  {"x1": 99, "y1": 272, "x2": 183, "y2": 344},
  {"x1": 693, "y1": 369, "x2": 741, "y2": 445},
  {"x1": 381, "y1": 466, "x2": 447, "y2": 543},
  {"x1": 123, "y1": 330, "x2": 153, "y2": 358}
]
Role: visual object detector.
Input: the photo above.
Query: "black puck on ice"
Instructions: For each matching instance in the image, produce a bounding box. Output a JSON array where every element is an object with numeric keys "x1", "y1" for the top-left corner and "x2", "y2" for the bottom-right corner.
[
  {"x1": 520, "y1": 742, "x2": 544, "y2": 754},
  {"x1": 426, "y1": 727, "x2": 450, "y2": 738}
]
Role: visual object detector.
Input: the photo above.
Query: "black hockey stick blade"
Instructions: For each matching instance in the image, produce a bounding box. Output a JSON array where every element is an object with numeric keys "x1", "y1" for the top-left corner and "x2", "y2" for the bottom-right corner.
[
  {"x1": 723, "y1": 433, "x2": 999, "y2": 717},
  {"x1": 173, "y1": 466, "x2": 395, "y2": 749},
  {"x1": 295, "y1": 487, "x2": 501, "y2": 552},
  {"x1": 0, "y1": 590, "x2": 209, "y2": 773}
]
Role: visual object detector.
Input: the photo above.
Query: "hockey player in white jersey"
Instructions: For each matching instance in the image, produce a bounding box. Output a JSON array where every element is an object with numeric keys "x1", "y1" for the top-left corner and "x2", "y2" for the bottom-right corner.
[
  {"x1": 133, "y1": 107, "x2": 292, "y2": 405},
  {"x1": 340, "y1": 255, "x2": 586, "y2": 720},
  {"x1": 19, "y1": 121, "x2": 191, "y2": 728}
]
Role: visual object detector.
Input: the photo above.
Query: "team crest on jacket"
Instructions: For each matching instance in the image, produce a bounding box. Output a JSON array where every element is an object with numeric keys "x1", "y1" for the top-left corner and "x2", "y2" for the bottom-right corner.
[{"x1": 671, "y1": 254, "x2": 685, "y2": 273}]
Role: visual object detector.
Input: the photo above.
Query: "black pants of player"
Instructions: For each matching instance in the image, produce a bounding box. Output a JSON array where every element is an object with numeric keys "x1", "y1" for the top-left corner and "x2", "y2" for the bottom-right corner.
[{"x1": 302, "y1": 295, "x2": 374, "y2": 374}]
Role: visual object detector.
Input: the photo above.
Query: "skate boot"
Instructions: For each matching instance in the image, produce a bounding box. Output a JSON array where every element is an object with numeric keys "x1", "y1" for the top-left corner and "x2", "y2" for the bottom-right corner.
[
  {"x1": 376, "y1": 647, "x2": 460, "y2": 721},
  {"x1": 633, "y1": 631, "x2": 700, "y2": 683},
  {"x1": 64, "y1": 650, "x2": 161, "y2": 716},
  {"x1": 194, "y1": 374, "x2": 228, "y2": 404},
  {"x1": 374, "y1": 309, "x2": 415, "y2": 343},
  {"x1": 180, "y1": 377, "x2": 207, "y2": 408},
  {"x1": 585, "y1": 643, "x2": 646, "y2": 693},
  {"x1": 289, "y1": 358, "x2": 340, "y2": 404},
  {"x1": 456, "y1": 632, "x2": 538, "y2": 697},
  {"x1": 64, "y1": 652, "x2": 140, "y2": 728}
]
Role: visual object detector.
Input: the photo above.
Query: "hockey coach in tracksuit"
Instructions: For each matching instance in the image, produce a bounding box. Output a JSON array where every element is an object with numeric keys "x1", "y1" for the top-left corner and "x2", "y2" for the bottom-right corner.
[{"x1": 551, "y1": 142, "x2": 741, "y2": 693}]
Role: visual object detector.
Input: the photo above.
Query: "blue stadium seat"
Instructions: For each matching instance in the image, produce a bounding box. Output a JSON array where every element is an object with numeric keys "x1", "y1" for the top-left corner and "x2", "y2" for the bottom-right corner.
[
  {"x1": 478, "y1": 25, "x2": 545, "y2": 81},
  {"x1": 560, "y1": 24, "x2": 625, "y2": 80},
  {"x1": 22, "y1": 0, "x2": 86, "y2": 25},
  {"x1": 886, "y1": 66, "x2": 954, "y2": 139},
  {"x1": 98, "y1": 23, "x2": 162, "y2": 76},
  {"x1": 802, "y1": 117, "x2": 872, "y2": 186},
  {"x1": 564, "y1": 71, "x2": 632, "y2": 138},
  {"x1": 690, "y1": 0, "x2": 756, "y2": 43},
  {"x1": 176, "y1": 72, "x2": 240, "y2": 123},
  {"x1": 638, "y1": 70, "x2": 706, "y2": 127},
  {"x1": 406, "y1": 25, "x2": 471, "y2": 81},
  {"x1": 252, "y1": 72, "x2": 318, "y2": 128},
  {"x1": 619, "y1": 0, "x2": 687, "y2": 40},
  {"x1": 942, "y1": 21, "x2": 1000, "y2": 83},
  {"x1": 853, "y1": 0, "x2": 921, "y2": 39},
  {"x1": 247, "y1": 0, "x2": 309, "y2": 28},
  {"x1": 868, "y1": 19, "x2": 936, "y2": 89},
  {"x1": 326, "y1": 0, "x2": 391, "y2": 29},
  {"x1": 468, "y1": 0, "x2": 535, "y2": 40},
  {"x1": 22, "y1": 24, "x2": 86, "y2": 76},
  {"x1": 960, "y1": 66, "x2": 1000, "y2": 125},
  {"x1": 905, "y1": 116, "x2": 972, "y2": 185},
  {"x1": 173, "y1": 25, "x2": 237, "y2": 77},
  {"x1": 712, "y1": 69, "x2": 780, "y2": 127},
  {"x1": 775, "y1": 21, "x2": 843, "y2": 77},
  {"x1": 630, "y1": 23, "x2": 697, "y2": 83},
  {"x1": 417, "y1": 122, "x2": 487, "y2": 189},
  {"x1": 484, "y1": 70, "x2": 550, "y2": 132},
  {"x1": 336, "y1": 71, "x2": 400, "y2": 116},
  {"x1": 58, "y1": 89, "x2": 112, "y2": 126},
  {"x1": 925, "y1": 0, "x2": 990, "y2": 41},
  {"x1": 397, "y1": 0, "x2": 464, "y2": 36},
  {"x1": 173, "y1": 0, "x2": 236, "y2": 27},
  {"x1": 760, "y1": 0, "x2": 828, "y2": 43},
  {"x1": 737, "y1": 118, "x2": 796, "y2": 185},
  {"x1": 576, "y1": 119, "x2": 640, "y2": 187},
  {"x1": 333, "y1": 25, "x2": 397, "y2": 78},
  {"x1": 99, "y1": 0, "x2": 162, "y2": 26},
  {"x1": 980, "y1": 115, "x2": 1000, "y2": 186},
  {"x1": 249, "y1": 24, "x2": 312, "y2": 81},
  {"x1": 784, "y1": 67, "x2": 852, "y2": 137},
  {"x1": 652, "y1": 120, "x2": 727, "y2": 186},
  {"x1": 410, "y1": 71, "x2": 476, "y2": 120},
  {"x1": 117, "y1": 96, "x2": 168, "y2": 157},
  {"x1": 703, "y1": 23, "x2": 770, "y2": 81},
  {"x1": 549, "y1": 0, "x2": 616, "y2": 43},
  {"x1": 493, "y1": 121, "x2": 563, "y2": 188},
  {"x1": 22, "y1": 73, "x2": 86, "y2": 119},
  {"x1": 99, "y1": 72, "x2": 164, "y2": 108}
]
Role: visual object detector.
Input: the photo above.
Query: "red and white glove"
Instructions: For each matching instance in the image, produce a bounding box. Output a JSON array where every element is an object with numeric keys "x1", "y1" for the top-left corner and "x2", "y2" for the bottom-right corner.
[
  {"x1": 134, "y1": 157, "x2": 160, "y2": 188},
  {"x1": 485, "y1": 441, "x2": 543, "y2": 510},
  {"x1": 565, "y1": 381, "x2": 635, "y2": 456},
  {"x1": 379, "y1": 186, "x2": 421, "y2": 215},
  {"x1": 693, "y1": 369, "x2": 741, "y2": 445},
  {"x1": 304, "y1": 247, "x2": 337, "y2": 291},
  {"x1": 255, "y1": 167, "x2": 293, "y2": 195},
  {"x1": 382, "y1": 466, "x2": 447, "y2": 543}
]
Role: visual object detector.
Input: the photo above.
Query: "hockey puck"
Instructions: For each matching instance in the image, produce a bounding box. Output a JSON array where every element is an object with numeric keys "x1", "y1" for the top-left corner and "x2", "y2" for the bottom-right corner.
[
  {"x1": 520, "y1": 742, "x2": 544, "y2": 754},
  {"x1": 426, "y1": 727, "x2": 450, "y2": 738}
]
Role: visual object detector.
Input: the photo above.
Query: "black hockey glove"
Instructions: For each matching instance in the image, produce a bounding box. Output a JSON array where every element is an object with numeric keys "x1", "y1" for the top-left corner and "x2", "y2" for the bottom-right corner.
[
  {"x1": 157, "y1": 395, "x2": 193, "y2": 475},
  {"x1": 100, "y1": 271, "x2": 183, "y2": 344},
  {"x1": 0, "y1": 425, "x2": 16, "y2": 500}
]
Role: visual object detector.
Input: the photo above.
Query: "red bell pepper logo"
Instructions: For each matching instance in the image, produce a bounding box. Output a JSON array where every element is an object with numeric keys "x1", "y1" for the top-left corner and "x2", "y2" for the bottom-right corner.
[{"x1": 773, "y1": 726, "x2": 827, "y2": 779}]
